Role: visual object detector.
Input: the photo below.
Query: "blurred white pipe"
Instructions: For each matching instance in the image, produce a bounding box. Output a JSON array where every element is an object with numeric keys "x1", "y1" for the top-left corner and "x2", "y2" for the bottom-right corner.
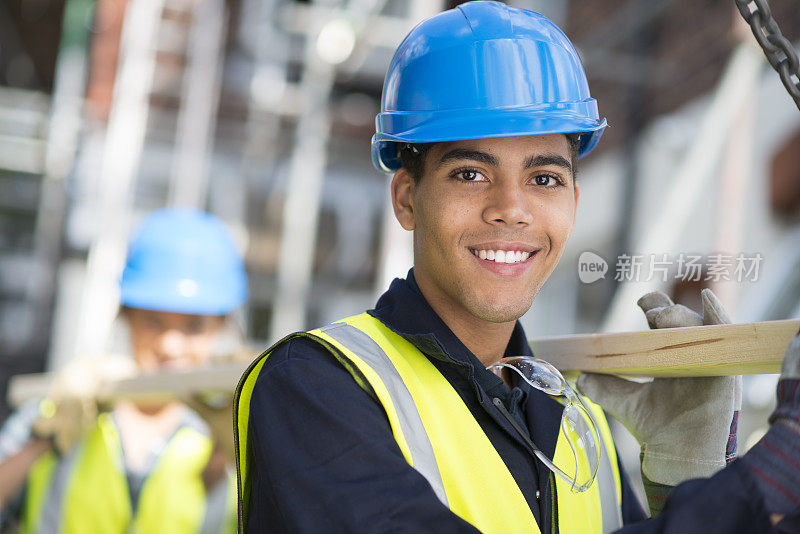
[
  {"x1": 600, "y1": 42, "x2": 763, "y2": 332},
  {"x1": 712, "y1": 79, "x2": 756, "y2": 311},
  {"x1": 375, "y1": 188, "x2": 413, "y2": 298},
  {"x1": 168, "y1": 0, "x2": 227, "y2": 208},
  {"x1": 75, "y1": 0, "x2": 165, "y2": 359},
  {"x1": 269, "y1": 11, "x2": 335, "y2": 338}
]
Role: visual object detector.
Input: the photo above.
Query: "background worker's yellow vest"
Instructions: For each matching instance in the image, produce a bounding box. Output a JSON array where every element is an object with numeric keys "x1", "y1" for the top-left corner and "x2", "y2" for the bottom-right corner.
[
  {"x1": 236, "y1": 313, "x2": 624, "y2": 534},
  {"x1": 21, "y1": 412, "x2": 237, "y2": 534}
]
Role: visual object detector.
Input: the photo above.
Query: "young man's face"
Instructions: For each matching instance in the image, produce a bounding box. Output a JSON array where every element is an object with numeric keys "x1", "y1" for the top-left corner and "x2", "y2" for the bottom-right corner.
[
  {"x1": 392, "y1": 134, "x2": 579, "y2": 325},
  {"x1": 126, "y1": 308, "x2": 225, "y2": 373}
]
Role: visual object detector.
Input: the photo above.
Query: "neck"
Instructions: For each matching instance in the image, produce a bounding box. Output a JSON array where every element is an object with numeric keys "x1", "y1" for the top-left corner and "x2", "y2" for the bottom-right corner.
[{"x1": 414, "y1": 275, "x2": 515, "y2": 368}]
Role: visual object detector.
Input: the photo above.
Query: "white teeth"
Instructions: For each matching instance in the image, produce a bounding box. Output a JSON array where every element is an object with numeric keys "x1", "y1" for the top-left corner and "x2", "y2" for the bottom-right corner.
[{"x1": 472, "y1": 249, "x2": 533, "y2": 264}]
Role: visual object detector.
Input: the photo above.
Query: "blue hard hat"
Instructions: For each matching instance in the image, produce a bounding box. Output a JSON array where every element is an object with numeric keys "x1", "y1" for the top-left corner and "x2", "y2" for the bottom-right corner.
[
  {"x1": 372, "y1": 1, "x2": 606, "y2": 173},
  {"x1": 120, "y1": 208, "x2": 248, "y2": 315}
]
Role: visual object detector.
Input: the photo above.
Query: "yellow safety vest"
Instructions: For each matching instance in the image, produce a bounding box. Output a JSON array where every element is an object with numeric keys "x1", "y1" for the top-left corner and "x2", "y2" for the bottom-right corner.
[
  {"x1": 235, "y1": 313, "x2": 623, "y2": 533},
  {"x1": 21, "y1": 411, "x2": 237, "y2": 534}
]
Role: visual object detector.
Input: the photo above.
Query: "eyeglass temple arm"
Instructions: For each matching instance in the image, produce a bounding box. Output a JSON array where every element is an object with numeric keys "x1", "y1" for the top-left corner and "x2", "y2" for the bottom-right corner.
[
  {"x1": 491, "y1": 397, "x2": 545, "y2": 456},
  {"x1": 493, "y1": 396, "x2": 587, "y2": 492}
]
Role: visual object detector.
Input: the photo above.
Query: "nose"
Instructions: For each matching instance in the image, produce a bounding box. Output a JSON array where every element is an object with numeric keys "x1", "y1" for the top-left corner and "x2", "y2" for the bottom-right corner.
[
  {"x1": 482, "y1": 180, "x2": 533, "y2": 227},
  {"x1": 156, "y1": 329, "x2": 187, "y2": 360}
]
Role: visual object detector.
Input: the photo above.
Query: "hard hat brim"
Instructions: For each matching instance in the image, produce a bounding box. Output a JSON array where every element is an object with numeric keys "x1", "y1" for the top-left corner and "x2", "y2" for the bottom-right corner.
[
  {"x1": 120, "y1": 271, "x2": 247, "y2": 316},
  {"x1": 371, "y1": 107, "x2": 606, "y2": 173}
]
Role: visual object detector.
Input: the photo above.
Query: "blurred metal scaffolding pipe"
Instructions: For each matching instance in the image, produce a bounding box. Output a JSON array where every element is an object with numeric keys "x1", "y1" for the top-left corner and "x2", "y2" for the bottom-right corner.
[
  {"x1": 711, "y1": 12, "x2": 761, "y2": 312},
  {"x1": 373, "y1": 0, "x2": 445, "y2": 296},
  {"x1": 168, "y1": 0, "x2": 227, "y2": 209},
  {"x1": 74, "y1": 0, "x2": 165, "y2": 361},
  {"x1": 600, "y1": 41, "x2": 764, "y2": 333},
  {"x1": 238, "y1": 0, "x2": 284, "y2": 184},
  {"x1": 280, "y1": 4, "x2": 412, "y2": 52},
  {"x1": 713, "y1": 80, "x2": 756, "y2": 310},
  {"x1": 269, "y1": 0, "x2": 389, "y2": 339},
  {"x1": 409, "y1": 0, "x2": 445, "y2": 24},
  {"x1": 268, "y1": 3, "x2": 337, "y2": 339},
  {"x1": 38, "y1": 0, "x2": 94, "y2": 369},
  {"x1": 605, "y1": 0, "x2": 658, "y2": 318}
]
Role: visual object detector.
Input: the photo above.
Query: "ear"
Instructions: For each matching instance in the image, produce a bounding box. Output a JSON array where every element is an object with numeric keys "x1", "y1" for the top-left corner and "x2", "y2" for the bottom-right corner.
[
  {"x1": 564, "y1": 181, "x2": 580, "y2": 241},
  {"x1": 391, "y1": 168, "x2": 416, "y2": 231}
]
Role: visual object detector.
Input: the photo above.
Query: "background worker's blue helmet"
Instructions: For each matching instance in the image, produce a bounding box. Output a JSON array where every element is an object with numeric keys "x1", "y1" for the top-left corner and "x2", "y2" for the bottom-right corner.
[
  {"x1": 371, "y1": 0, "x2": 606, "y2": 173},
  {"x1": 120, "y1": 208, "x2": 248, "y2": 316}
]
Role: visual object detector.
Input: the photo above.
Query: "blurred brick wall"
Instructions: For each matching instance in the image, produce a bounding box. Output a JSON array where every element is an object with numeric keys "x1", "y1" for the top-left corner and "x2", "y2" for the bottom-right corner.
[
  {"x1": 85, "y1": 0, "x2": 130, "y2": 121},
  {"x1": 566, "y1": 0, "x2": 800, "y2": 154}
]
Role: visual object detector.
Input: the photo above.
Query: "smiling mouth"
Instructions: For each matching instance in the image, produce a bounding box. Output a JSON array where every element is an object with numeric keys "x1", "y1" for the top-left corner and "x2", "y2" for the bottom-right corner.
[{"x1": 469, "y1": 248, "x2": 537, "y2": 264}]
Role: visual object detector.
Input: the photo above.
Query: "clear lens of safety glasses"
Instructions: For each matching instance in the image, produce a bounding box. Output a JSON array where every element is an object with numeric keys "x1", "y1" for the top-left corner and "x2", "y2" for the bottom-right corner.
[{"x1": 488, "y1": 356, "x2": 601, "y2": 492}]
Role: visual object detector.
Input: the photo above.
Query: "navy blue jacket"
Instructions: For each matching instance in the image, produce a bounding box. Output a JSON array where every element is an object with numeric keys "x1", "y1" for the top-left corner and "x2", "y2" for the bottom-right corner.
[{"x1": 246, "y1": 271, "x2": 774, "y2": 533}]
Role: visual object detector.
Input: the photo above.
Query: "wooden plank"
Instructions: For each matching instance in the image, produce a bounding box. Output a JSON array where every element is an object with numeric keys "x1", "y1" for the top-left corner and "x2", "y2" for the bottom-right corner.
[
  {"x1": 8, "y1": 319, "x2": 799, "y2": 408},
  {"x1": 102, "y1": 362, "x2": 248, "y2": 405},
  {"x1": 7, "y1": 362, "x2": 250, "y2": 408},
  {"x1": 531, "y1": 319, "x2": 800, "y2": 377}
]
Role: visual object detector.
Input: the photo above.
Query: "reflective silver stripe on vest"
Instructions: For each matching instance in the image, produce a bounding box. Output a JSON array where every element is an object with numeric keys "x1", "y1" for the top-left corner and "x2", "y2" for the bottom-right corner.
[
  {"x1": 596, "y1": 426, "x2": 622, "y2": 532},
  {"x1": 38, "y1": 443, "x2": 82, "y2": 533},
  {"x1": 319, "y1": 323, "x2": 449, "y2": 507},
  {"x1": 200, "y1": 474, "x2": 232, "y2": 534}
]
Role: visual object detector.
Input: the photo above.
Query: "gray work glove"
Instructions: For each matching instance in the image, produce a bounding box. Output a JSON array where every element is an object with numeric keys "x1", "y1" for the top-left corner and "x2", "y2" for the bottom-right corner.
[
  {"x1": 32, "y1": 355, "x2": 137, "y2": 454},
  {"x1": 576, "y1": 289, "x2": 742, "y2": 488}
]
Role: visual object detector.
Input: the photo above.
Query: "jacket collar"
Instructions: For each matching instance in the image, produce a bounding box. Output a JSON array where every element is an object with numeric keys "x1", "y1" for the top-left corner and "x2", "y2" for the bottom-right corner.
[
  {"x1": 368, "y1": 269, "x2": 532, "y2": 368},
  {"x1": 367, "y1": 269, "x2": 564, "y2": 459}
]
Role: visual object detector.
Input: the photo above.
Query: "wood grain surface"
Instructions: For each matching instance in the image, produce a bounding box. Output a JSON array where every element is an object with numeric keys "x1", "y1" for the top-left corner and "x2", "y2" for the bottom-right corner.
[
  {"x1": 8, "y1": 320, "x2": 799, "y2": 406},
  {"x1": 530, "y1": 319, "x2": 800, "y2": 377}
]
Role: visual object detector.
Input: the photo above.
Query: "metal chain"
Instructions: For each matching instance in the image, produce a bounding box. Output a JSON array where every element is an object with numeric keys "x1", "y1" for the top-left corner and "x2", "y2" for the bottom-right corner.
[{"x1": 735, "y1": 0, "x2": 800, "y2": 111}]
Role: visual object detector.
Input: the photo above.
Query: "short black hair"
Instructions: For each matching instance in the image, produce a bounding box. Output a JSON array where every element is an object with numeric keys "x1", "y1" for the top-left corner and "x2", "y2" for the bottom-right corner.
[
  {"x1": 398, "y1": 143, "x2": 434, "y2": 183},
  {"x1": 397, "y1": 134, "x2": 582, "y2": 183}
]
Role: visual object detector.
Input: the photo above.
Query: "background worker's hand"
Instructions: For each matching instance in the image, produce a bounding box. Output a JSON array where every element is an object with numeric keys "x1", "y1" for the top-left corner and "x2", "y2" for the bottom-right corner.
[
  {"x1": 32, "y1": 355, "x2": 137, "y2": 454},
  {"x1": 576, "y1": 289, "x2": 742, "y2": 490}
]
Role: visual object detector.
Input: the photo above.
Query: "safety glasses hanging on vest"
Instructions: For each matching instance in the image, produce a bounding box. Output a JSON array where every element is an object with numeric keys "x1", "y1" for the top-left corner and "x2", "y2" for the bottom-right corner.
[{"x1": 488, "y1": 356, "x2": 602, "y2": 493}]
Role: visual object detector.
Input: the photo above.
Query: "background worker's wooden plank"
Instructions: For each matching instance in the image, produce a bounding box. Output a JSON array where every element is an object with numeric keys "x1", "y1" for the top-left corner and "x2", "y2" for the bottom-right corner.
[
  {"x1": 7, "y1": 361, "x2": 250, "y2": 408},
  {"x1": 106, "y1": 361, "x2": 248, "y2": 405},
  {"x1": 531, "y1": 319, "x2": 800, "y2": 377}
]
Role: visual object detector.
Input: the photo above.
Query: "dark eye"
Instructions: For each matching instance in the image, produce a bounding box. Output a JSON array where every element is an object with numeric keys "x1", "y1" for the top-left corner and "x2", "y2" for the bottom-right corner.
[
  {"x1": 454, "y1": 169, "x2": 487, "y2": 182},
  {"x1": 533, "y1": 174, "x2": 559, "y2": 187},
  {"x1": 186, "y1": 317, "x2": 208, "y2": 334}
]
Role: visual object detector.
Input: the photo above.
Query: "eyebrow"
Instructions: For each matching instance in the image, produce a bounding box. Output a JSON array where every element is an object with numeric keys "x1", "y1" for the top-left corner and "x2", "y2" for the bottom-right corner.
[
  {"x1": 438, "y1": 149, "x2": 499, "y2": 167},
  {"x1": 524, "y1": 154, "x2": 572, "y2": 172},
  {"x1": 437, "y1": 149, "x2": 572, "y2": 174}
]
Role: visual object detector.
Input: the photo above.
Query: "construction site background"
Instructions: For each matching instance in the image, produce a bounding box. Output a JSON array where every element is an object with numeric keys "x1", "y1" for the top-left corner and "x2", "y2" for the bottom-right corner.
[{"x1": 0, "y1": 0, "x2": 798, "y2": 508}]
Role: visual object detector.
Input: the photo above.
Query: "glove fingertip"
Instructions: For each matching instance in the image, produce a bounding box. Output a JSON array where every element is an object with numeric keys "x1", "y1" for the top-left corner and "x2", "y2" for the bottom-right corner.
[
  {"x1": 637, "y1": 291, "x2": 674, "y2": 313},
  {"x1": 701, "y1": 289, "x2": 732, "y2": 325},
  {"x1": 653, "y1": 305, "x2": 703, "y2": 329}
]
